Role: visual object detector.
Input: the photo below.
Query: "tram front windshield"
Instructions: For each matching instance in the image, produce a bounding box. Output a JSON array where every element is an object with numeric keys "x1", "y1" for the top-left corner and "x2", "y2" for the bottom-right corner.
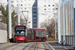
[{"x1": 15, "y1": 27, "x2": 26, "y2": 36}]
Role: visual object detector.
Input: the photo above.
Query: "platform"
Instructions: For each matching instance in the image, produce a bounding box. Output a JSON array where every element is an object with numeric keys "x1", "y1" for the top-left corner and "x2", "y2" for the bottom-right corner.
[{"x1": 48, "y1": 42, "x2": 75, "y2": 50}]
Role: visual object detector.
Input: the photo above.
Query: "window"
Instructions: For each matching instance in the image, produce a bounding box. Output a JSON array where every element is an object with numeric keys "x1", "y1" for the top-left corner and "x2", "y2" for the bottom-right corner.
[
  {"x1": 44, "y1": 5, "x2": 46, "y2": 7},
  {"x1": 15, "y1": 27, "x2": 26, "y2": 36},
  {"x1": 24, "y1": 8, "x2": 26, "y2": 9},
  {"x1": 21, "y1": 4, "x2": 23, "y2": 6},
  {"x1": 33, "y1": 8, "x2": 36, "y2": 10},
  {"x1": 52, "y1": 5, "x2": 54, "y2": 6},
  {"x1": 33, "y1": 19, "x2": 37, "y2": 21},
  {"x1": 56, "y1": 8, "x2": 58, "y2": 10},
  {"x1": 53, "y1": 8, "x2": 54, "y2": 10},
  {"x1": 44, "y1": 9, "x2": 46, "y2": 10},
  {"x1": 33, "y1": 11, "x2": 36, "y2": 13},
  {"x1": 48, "y1": 5, "x2": 50, "y2": 7}
]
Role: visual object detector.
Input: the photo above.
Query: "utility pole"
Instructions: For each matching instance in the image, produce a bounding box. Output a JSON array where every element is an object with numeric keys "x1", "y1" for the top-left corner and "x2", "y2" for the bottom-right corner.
[
  {"x1": 69, "y1": 0, "x2": 71, "y2": 35},
  {"x1": 8, "y1": 0, "x2": 12, "y2": 39},
  {"x1": 71, "y1": 0, "x2": 73, "y2": 35},
  {"x1": 74, "y1": 0, "x2": 75, "y2": 49},
  {"x1": 18, "y1": 0, "x2": 20, "y2": 25},
  {"x1": 63, "y1": 0, "x2": 65, "y2": 45},
  {"x1": 54, "y1": 13, "x2": 57, "y2": 41},
  {"x1": 58, "y1": 0, "x2": 61, "y2": 44},
  {"x1": 66, "y1": 10, "x2": 68, "y2": 35}
]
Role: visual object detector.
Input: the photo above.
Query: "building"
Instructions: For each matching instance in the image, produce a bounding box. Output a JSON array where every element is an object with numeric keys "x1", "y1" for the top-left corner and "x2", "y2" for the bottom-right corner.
[
  {"x1": 33, "y1": 0, "x2": 58, "y2": 28},
  {"x1": 8, "y1": 0, "x2": 58, "y2": 28},
  {"x1": 32, "y1": 0, "x2": 38, "y2": 28},
  {"x1": 10, "y1": 0, "x2": 35, "y2": 28}
]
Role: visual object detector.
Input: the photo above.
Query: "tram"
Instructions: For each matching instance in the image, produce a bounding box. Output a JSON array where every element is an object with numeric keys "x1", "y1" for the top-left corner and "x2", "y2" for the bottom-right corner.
[{"x1": 14, "y1": 25, "x2": 47, "y2": 42}]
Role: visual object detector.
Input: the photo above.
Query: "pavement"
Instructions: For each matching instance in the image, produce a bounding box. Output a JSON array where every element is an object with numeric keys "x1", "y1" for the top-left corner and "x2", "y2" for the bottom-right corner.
[
  {"x1": 0, "y1": 42, "x2": 51, "y2": 50},
  {"x1": 48, "y1": 42, "x2": 75, "y2": 50}
]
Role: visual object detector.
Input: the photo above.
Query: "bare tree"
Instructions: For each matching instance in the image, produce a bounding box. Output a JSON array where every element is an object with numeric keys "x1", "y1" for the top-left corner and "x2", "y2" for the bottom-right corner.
[
  {"x1": 40, "y1": 18, "x2": 58, "y2": 37},
  {"x1": 20, "y1": 16, "x2": 31, "y2": 27},
  {"x1": 19, "y1": 11, "x2": 31, "y2": 27}
]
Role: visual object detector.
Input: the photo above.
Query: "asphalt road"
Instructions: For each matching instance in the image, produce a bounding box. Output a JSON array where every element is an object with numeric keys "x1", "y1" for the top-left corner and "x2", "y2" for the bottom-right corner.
[{"x1": 0, "y1": 42, "x2": 51, "y2": 50}]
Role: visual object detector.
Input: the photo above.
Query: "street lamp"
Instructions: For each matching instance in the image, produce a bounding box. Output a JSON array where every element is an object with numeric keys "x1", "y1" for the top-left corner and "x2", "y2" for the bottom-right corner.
[
  {"x1": 58, "y1": 0, "x2": 61, "y2": 44},
  {"x1": 8, "y1": 0, "x2": 12, "y2": 39},
  {"x1": 63, "y1": 0, "x2": 65, "y2": 45},
  {"x1": 74, "y1": 0, "x2": 75, "y2": 49},
  {"x1": 54, "y1": 13, "x2": 57, "y2": 41}
]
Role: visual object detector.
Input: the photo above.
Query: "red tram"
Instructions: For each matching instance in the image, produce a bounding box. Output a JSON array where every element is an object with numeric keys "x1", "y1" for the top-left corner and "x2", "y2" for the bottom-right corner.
[{"x1": 14, "y1": 25, "x2": 47, "y2": 42}]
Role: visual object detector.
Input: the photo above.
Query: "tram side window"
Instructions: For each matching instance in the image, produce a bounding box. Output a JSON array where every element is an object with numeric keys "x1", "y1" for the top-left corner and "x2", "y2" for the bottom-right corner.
[
  {"x1": 36, "y1": 31, "x2": 45, "y2": 39},
  {"x1": 30, "y1": 30, "x2": 34, "y2": 40},
  {"x1": 27, "y1": 30, "x2": 30, "y2": 39},
  {"x1": 36, "y1": 31, "x2": 40, "y2": 39},
  {"x1": 39, "y1": 31, "x2": 45, "y2": 38}
]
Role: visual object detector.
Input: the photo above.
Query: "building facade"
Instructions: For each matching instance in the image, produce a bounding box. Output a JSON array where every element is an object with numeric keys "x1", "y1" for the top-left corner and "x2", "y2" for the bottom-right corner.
[
  {"x1": 10, "y1": 0, "x2": 35, "y2": 28},
  {"x1": 33, "y1": 0, "x2": 59, "y2": 28},
  {"x1": 32, "y1": 0, "x2": 38, "y2": 28}
]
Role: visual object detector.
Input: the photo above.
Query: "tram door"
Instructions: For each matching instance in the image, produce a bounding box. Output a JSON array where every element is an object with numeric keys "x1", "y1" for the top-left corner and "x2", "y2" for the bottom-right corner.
[{"x1": 30, "y1": 30, "x2": 34, "y2": 41}]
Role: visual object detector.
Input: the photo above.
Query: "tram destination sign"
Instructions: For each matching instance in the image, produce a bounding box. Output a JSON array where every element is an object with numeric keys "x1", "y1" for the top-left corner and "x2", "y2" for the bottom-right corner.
[{"x1": 16, "y1": 27, "x2": 24, "y2": 30}]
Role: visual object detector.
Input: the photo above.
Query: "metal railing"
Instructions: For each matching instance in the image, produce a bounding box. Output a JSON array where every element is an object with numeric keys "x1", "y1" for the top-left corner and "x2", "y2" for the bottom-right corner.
[{"x1": 61, "y1": 35, "x2": 74, "y2": 46}]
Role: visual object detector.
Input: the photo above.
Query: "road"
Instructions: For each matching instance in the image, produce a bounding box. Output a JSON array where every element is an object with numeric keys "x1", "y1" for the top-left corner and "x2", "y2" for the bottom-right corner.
[{"x1": 0, "y1": 42, "x2": 51, "y2": 50}]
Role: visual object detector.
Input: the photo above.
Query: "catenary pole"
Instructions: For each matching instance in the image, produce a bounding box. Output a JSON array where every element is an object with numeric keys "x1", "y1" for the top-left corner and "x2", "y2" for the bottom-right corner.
[
  {"x1": 58, "y1": 0, "x2": 61, "y2": 44},
  {"x1": 63, "y1": 0, "x2": 65, "y2": 45},
  {"x1": 8, "y1": 0, "x2": 12, "y2": 39},
  {"x1": 18, "y1": 0, "x2": 20, "y2": 25},
  {"x1": 69, "y1": 0, "x2": 71, "y2": 35},
  {"x1": 66, "y1": 10, "x2": 68, "y2": 35},
  {"x1": 54, "y1": 13, "x2": 57, "y2": 41},
  {"x1": 71, "y1": 0, "x2": 72, "y2": 35}
]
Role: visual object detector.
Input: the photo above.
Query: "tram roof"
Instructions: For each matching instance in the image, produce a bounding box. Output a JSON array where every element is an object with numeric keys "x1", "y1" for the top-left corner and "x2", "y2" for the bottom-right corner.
[
  {"x1": 28, "y1": 28, "x2": 45, "y2": 31},
  {"x1": 15, "y1": 25, "x2": 26, "y2": 27}
]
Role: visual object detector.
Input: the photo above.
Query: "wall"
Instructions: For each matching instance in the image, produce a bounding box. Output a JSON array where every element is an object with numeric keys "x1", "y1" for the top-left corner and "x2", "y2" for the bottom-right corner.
[{"x1": 0, "y1": 22, "x2": 7, "y2": 43}]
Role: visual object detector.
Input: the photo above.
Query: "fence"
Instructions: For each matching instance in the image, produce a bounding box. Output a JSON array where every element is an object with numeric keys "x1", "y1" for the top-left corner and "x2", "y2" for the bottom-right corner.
[{"x1": 61, "y1": 35, "x2": 74, "y2": 46}]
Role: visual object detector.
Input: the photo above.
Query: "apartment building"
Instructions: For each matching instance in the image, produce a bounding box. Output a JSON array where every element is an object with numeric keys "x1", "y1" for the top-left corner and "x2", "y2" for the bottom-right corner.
[{"x1": 33, "y1": 0, "x2": 58, "y2": 28}]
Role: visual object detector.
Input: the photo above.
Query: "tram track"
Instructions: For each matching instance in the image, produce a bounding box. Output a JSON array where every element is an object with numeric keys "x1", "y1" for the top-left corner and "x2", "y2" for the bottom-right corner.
[
  {"x1": 22, "y1": 43, "x2": 32, "y2": 50},
  {"x1": 0, "y1": 43, "x2": 19, "y2": 50},
  {"x1": 0, "y1": 42, "x2": 51, "y2": 50},
  {"x1": 0, "y1": 43, "x2": 11, "y2": 47},
  {"x1": 10, "y1": 43, "x2": 23, "y2": 50}
]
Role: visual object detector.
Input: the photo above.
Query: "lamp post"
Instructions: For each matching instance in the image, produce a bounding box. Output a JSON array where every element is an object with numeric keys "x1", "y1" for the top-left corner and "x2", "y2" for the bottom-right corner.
[
  {"x1": 18, "y1": 0, "x2": 20, "y2": 25},
  {"x1": 8, "y1": 0, "x2": 12, "y2": 39},
  {"x1": 63, "y1": 0, "x2": 65, "y2": 45},
  {"x1": 54, "y1": 13, "x2": 57, "y2": 41},
  {"x1": 58, "y1": 0, "x2": 61, "y2": 44},
  {"x1": 74, "y1": 0, "x2": 75, "y2": 49}
]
